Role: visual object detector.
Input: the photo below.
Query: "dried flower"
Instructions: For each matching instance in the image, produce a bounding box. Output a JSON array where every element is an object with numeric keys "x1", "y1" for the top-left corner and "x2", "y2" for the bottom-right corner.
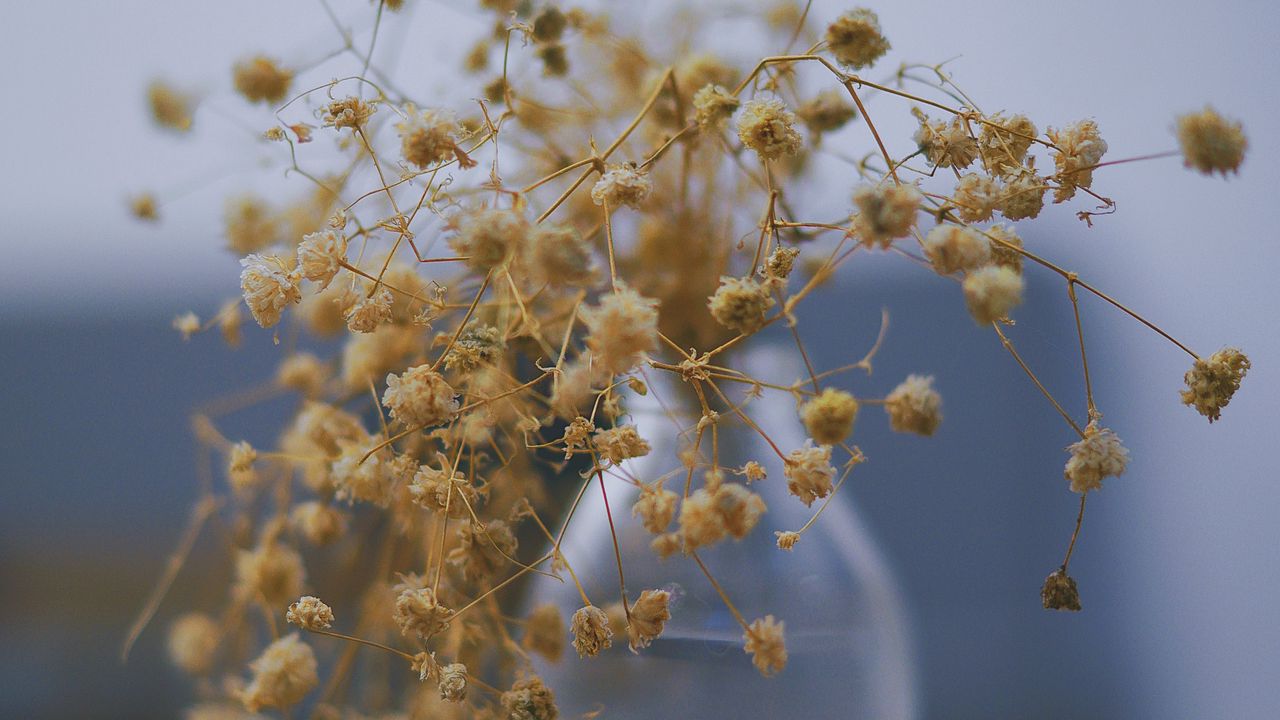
[
  {"x1": 233, "y1": 56, "x2": 293, "y2": 105},
  {"x1": 692, "y1": 83, "x2": 740, "y2": 131},
  {"x1": 240, "y1": 254, "x2": 301, "y2": 328},
  {"x1": 289, "y1": 501, "x2": 346, "y2": 545},
  {"x1": 571, "y1": 605, "x2": 613, "y2": 657},
  {"x1": 383, "y1": 365, "x2": 458, "y2": 428},
  {"x1": 297, "y1": 230, "x2": 347, "y2": 290},
  {"x1": 885, "y1": 374, "x2": 942, "y2": 436},
  {"x1": 764, "y1": 245, "x2": 800, "y2": 279},
  {"x1": 737, "y1": 98, "x2": 803, "y2": 160},
  {"x1": 797, "y1": 89, "x2": 856, "y2": 135},
  {"x1": 1047, "y1": 119, "x2": 1107, "y2": 202},
  {"x1": 277, "y1": 352, "x2": 328, "y2": 397},
  {"x1": 775, "y1": 530, "x2": 800, "y2": 550},
  {"x1": 1181, "y1": 347, "x2": 1250, "y2": 422},
  {"x1": 627, "y1": 589, "x2": 671, "y2": 651},
  {"x1": 286, "y1": 596, "x2": 334, "y2": 631},
  {"x1": 173, "y1": 311, "x2": 200, "y2": 340},
  {"x1": 147, "y1": 80, "x2": 193, "y2": 131},
  {"x1": 680, "y1": 482, "x2": 766, "y2": 549},
  {"x1": 439, "y1": 663, "x2": 468, "y2": 702},
  {"x1": 852, "y1": 183, "x2": 921, "y2": 248},
  {"x1": 501, "y1": 675, "x2": 558, "y2": 720},
  {"x1": 235, "y1": 542, "x2": 305, "y2": 607},
  {"x1": 168, "y1": 612, "x2": 220, "y2": 675},
  {"x1": 825, "y1": 8, "x2": 890, "y2": 69},
  {"x1": 914, "y1": 112, "x2": 978, "y2": 170},
  {"x1": 708, "y1": 276, "x2": 775, "y2": 334},
  {"x1": 985, "y1": 224, "x2": 1024, "y2": 273},
  {"x1": 522, "y1": 604, "x2": 565, "y2": 662},
  {"x1": 532, "y1": 6, "x2": 568, "y2": 42},
  {"x1": 393, "y1": 575, "x2": 454, "y2": 640},
  {"x1": 397, "y1": 105, "x2": 473, "y2": 169},
  {"x1": 783, "y1": 441, "x2": 836, "y2": 506},
  {"x1": 963, "y1": 265, "x2": 1023, "y2": 325},
  {"x1": 241, "y1": 634, "x2": 318, "y2": 712},
  {"x1": 924, "y1": 224, "x2": 990, "y2": 275},
  {"x1": 590, "y1": 162, "x2": 653, "y2": 209},
  {"x1": 344, "y1": 287, "x2": 393, "y2": 333},
  {"x1": 999, "y1": 167, "x2": 1048, "y2": 221},
  {"x1": 409, "y1": 453, "x2": 478, "y2": 517},
  {"x1": 592, "y1": 424, "x2": 651, "y2": 464},
  {"x1": 449, "y1": 207, "x2": 529, "y2": 271},
  {"x1": 632, "y1": 481, "x2": 678, "y2": 534},
  {"x1": 1063, "y1": 423, "x2": 1129, "y2": 494},
  {"x1": 1176, "y1": 106, "x2": 1247, "y2": 176},
  {"x1": 226, "y1": 195, "x2": 280, "y2": 254},
  {"x1": 743, "y1": 615, "x2": 787, "y2": 676},
  {"x1": 800, "y1": 388, "x2": 859, "y2": 445},
  {"x1": 979, "y1": 112, "x2": 1038, "y2": 175},
  {"x1": 952, "y1": 173, "x2": 1002, "y2": 223},
  {"x1": 227, "y1": 441, "x2": 259, "y2": 493},
  {"x1": 323, "y1": 96, "x2": 376, "y2": 131},
  {"x1": 531, "y1": 225, "x2": 594, "y2": 286},
  {"x1": 581, "y1": 283, "x2": 660, "y2": 375},
  {"x1": 1041, "y1": 568, "x2": 1082, "y2": 612}
]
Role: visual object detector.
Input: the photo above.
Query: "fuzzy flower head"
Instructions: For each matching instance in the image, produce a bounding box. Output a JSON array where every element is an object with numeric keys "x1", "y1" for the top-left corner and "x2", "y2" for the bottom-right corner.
[
  {"x1": 168, "y1": 612, "x2": 220, "y2": 675},
  {"x1": 999, "y1": 167, "x2": 1047, "y2": 221},
  {"x1": 744, "y1": 615, "x2": 788, "y2": 676},
  {"x1": 397, "y1": 105, "x2": 473, "y2": 169},
  {"x1": 692, "y1": 83, "x2": 740, "y2": 131},
  {"x1": 1047, "y1": 119, "x2": 1107, "y2": 202},
  {"x1": 1063, "y1": 423, "x2": 1129, "y2": 494},
  {"x1": 923, "y1": 224, "x2": 990, "y2": 275},
  {"x1": 592, "y1": 424, "x2": 651, "y2": 465},
  {"x1": 914, "y1": 112, "x2": 978, "y2": 170},
  {"x1": 322, "y1": 96, "x2": 376, "y2": 131},
  {"x1": 409, "y1": 453, "x2": 478, "y2": 517},
  {"x1": 571, "y1": 604, "x2": 613, "y2": 657},
  {"x1": 233, "y1": 55, "x2": 293, "y2": 105},
  {"x1": 438, "y1": 663, "x2": 468, "y2": 702},
  {"x1": 679, "y1": 482, "x2": 766, "y2": 550},
  {"x1": 590, "y1": 162, "x2": 653, "y2": 209},
  {"x1": 393, "y1": 574, "x2": 454, "y2": 640},
  {"x1": 240, "y1": 254, "x2": 301, "y2": 328},
  {"x1": 1181, "y1": 348, "x2": 1249, "y2": 422},
  {"x1": 963, "y1": 265, "x2": 1023, "y2": 324},
  {"x1": 979, "y1": 112, "x2": 1038, "y2": 175},
  {"x1": 852, "y1": 183, "x2": 921, "y2": 248},
  {"x1": 775, "y1": 530, "x2": 801, "y2": 551},
  {"x1": 632, "y1": 481, "x2": 679, "y2": 534},
  {"x1": 580, "y1": 283, "x2": 660, "y2": 375},
  {"x1": 235, "y1": 542, "x2": 305, "y2": 607},
  {"x1": 1176, "y1": 106, "x2": 1247, "y2": 176},
  {"x1": 296, "y1": 229, "x2": 347, "y2": 290},
  {"x1": 522, "y1": 604, "x2": 566, "y2": 662},
  {"x1": 797, "y1": 89, "x2": 857, "y2": 135},
  {"x1": 344, "y1": 287, "x2": 393, "y2": 333},
  {"x1": 501, "y1": 675, "x2": 558, "y2": 720},
  {"x1": 800, "y1": 388, "x2": 859, "y2": 445},
  {"x1": 824, "y1": 8, "x2": 890, "y2": 69},
  {"x1": 448, "y1": 207, "x2": 529, "y2": 271},
  {"x1": 227, "y1": 440, "x2": 258, "y2": 493},
  {"x1": 286, "y1": 596, "x2": 334, "y2": 631},
  {"x1": 986, "y1": 224, "x2": 1024, "y2": 273},
  {"x1": 147, "y1": 80, "x2": 193, "y2": 132},
  {"x1": 737, "y1": 98, "x2": 804, "y2": 161},
  {"x1": 1041, "y1": 568, "x2": 1082, "y2": 612},
  {"x1": 708, "y1": 276, "x2": 775, "y2": 334},
  {"x1": 627, "y1": 589, "x2": 672, "y2": 652},
  {"x1": 382, "y1": 365, "x2": 458, "y2": 428},
  {"x1": 241, "y1": 634, "x2": 318, "y2": 712},
  {"x1": 952, "y1": 173, "x2": 1002, "y2": 223},
  {"x1": 783, "y1": 441, "x2": 836, "y2": 506},
  {"x1": 885, "y1": 374, "x2": 942, "y2": 436}
]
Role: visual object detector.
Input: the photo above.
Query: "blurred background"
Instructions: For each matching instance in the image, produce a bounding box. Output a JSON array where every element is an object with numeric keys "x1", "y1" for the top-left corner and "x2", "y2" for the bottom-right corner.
[{"x1": 2, "y1": 0, "x2": 1277, "y2": 718}]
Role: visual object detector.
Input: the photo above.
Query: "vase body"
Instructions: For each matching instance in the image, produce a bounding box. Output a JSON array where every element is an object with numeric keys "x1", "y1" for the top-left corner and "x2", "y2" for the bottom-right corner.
[{"x1": 523, "y1": 347, "x2": 917, "y2": 719}]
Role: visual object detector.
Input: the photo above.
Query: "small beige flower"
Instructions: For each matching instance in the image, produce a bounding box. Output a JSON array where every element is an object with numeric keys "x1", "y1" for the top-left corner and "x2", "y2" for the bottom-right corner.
[
  {"x1": 571, "y1": 604, "x2": 613, "y2": 657},
  {"x1": 286, "y1": 596, "x2": 334, "y2": 631}
]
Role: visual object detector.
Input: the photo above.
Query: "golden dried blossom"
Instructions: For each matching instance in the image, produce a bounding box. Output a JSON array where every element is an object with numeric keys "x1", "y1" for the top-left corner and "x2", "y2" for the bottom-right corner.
[
  {"x1": 737, "y1": 98, "x2": 803, "y2": 160},
  {"x1": 130, "y1": 192, "x2": 160, "y2": 221},
  {"x1": 590, "y1": 162, "x2": 653, "y2": 209},
  {"x1": 570, "y1": 605, "x2": 613, "y2": 657},
  {"x1": 592, "y1": 424, "x2": 651, "y2": 464},
  {"x1": 679, "y1": 482, "x2": 766, "y2": 549},
  {"x1": 998, "y1": 168, "x2": 1047, "y2": 221},
  {"x1": 692, "y1": 83, "x2": 740, "y2": 131},
  {"x1": 825, "y1": 8, "x2": 890, "y2": 69},
  {"x1": 743, "y1": 615, "x2": 788, "y2": 676},
  {"x1": 439, "y1": 663, "x2": 468, "y2": 702},
  {"x1": 852, "y1": 183, "x2": 921, "y2": 248},
  {"x1": 241, "y1": 634, "x2": 318, "y2": 712},
  {"x1": 1041, "y1": 568, "x2": 1082, "y2": 612},
  {"x1": 979, "y1": 112, "x2": 1038, "y2": 175},
  {"x1": 447, "y1": 519, "x2": 517, "y2": 581},
  {"x1": 532, "y1": 6, "x2": 568, "y2": 42},
  {"x1": 322, "y1": 96, "x2": 376, "y2": 131},
  {"x1": 449, "y1": 207, "x2": 529, "y2": 271},
  {"x1": 226, "y1": 195, "x2": 280, "y2": 254},
  {"x1": 914, "y1": 112, "x2": 978, "y2": 169},
  {"x1": 764, "y1": 245, "x2": 800, "y2": 279},
  {"x1": 633, "y1": 481, "x2": 679, "y2": 534},
  {"x1": 1063, "y1": 422, "x2": 1129, "y2": 494},
  {"x1": 797, "y1": 89, "x2": 857, "y2": 135},
  {"x1": 523, "y1": 604, "x2": 566, "y2": 662},
  {"x1": 952, "y1": 173, "x2": 1002, "y2": 223},
  {"x1": 397, "y1": 105, "x2": 473, "y2": 169},
  {"x1": 800, "y1": 388, "x2": 859, "y2": 445},
  {"x1": 985, "y1": 224, "x2": 1024, "y2": 273},
  {"x1": 233, "y1": 56, "x2": 293, "y2": 105},
  {"x1": 289, "y1": 501, "x2": 346, "y2": 545},
  {"x1": 227, "y1": 440, "x2": 259, "y2": 493},
  {"x1": 885, "y1": 374, "x2": 942, "y2": 436},
  {"x1": 409, "y1": 453, "x2": 478, "y2": 517},
  {"x1": 382, "y1": 365, "x2": 458, "y2": 428},
  {"x1": 168, "y1": 612, "x2": 220, "y2": 675},
  {"x1": 239, "y1": 254, "x2": 301, "y2": 328},
  {"x1": 531, "y1": 225, "x2": 594, "y2": 286},
  {"x1": 783, "y1": 441, "x2": 836, "y2": 506},
  {"x1": 286, "y1": 595, "x2": 334, "y2": 631},
  {"x1": 501, "y1": 675, "x2": 558, "y2": 720},
  {"x1": 173, "y1": 311, "x2": 200, "y2": 341},
  {"x1": 627, "y1": 589, "x2": 671, "y2": 651},
  {"x1": 393, "y1": 575, "x2": 454, "y2": 640},
  {"x1": 235, "y1": 542, "x2": 305, "y2": 607},
  {"x1": 443, "y1": 323, "x2": 505, "y2": 372},
  {"x1": 297, "y1": 230, "x2": 347, "y2": 290},
  {"x1": 147, "y1": 80, "x2": 193, "y2": 132},
  {"x1": 923, "y1": 224, "x2": 990, "y2": 275},
  {"x1": 1176, "y1": 106, "x2": 1247, "y2": 175},
  {"x1": 963, "y1": 265, "x2": 1023, "y2": 325},
  {"x1": 344, "y1": 287, "x2": 393, "y2": 333},
  {"x1": 277, "y1": 352, "x2": 328, "y2": 397},
  {"x1": 581, "y1": 283, "x2": 660, "y2": 375},
  {"x1": 1047, "y1": 119, "x2": 1107, "y2": 202},
  {"x1": 708, "y1": 276, "x2": 775, "y2": 334},
  {"x1": 775, "y1": 530, "x2": 800, "y2": 550},
  {"x1": 1181, "y1": 347, "x2": 1250, "y2": 422}
]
